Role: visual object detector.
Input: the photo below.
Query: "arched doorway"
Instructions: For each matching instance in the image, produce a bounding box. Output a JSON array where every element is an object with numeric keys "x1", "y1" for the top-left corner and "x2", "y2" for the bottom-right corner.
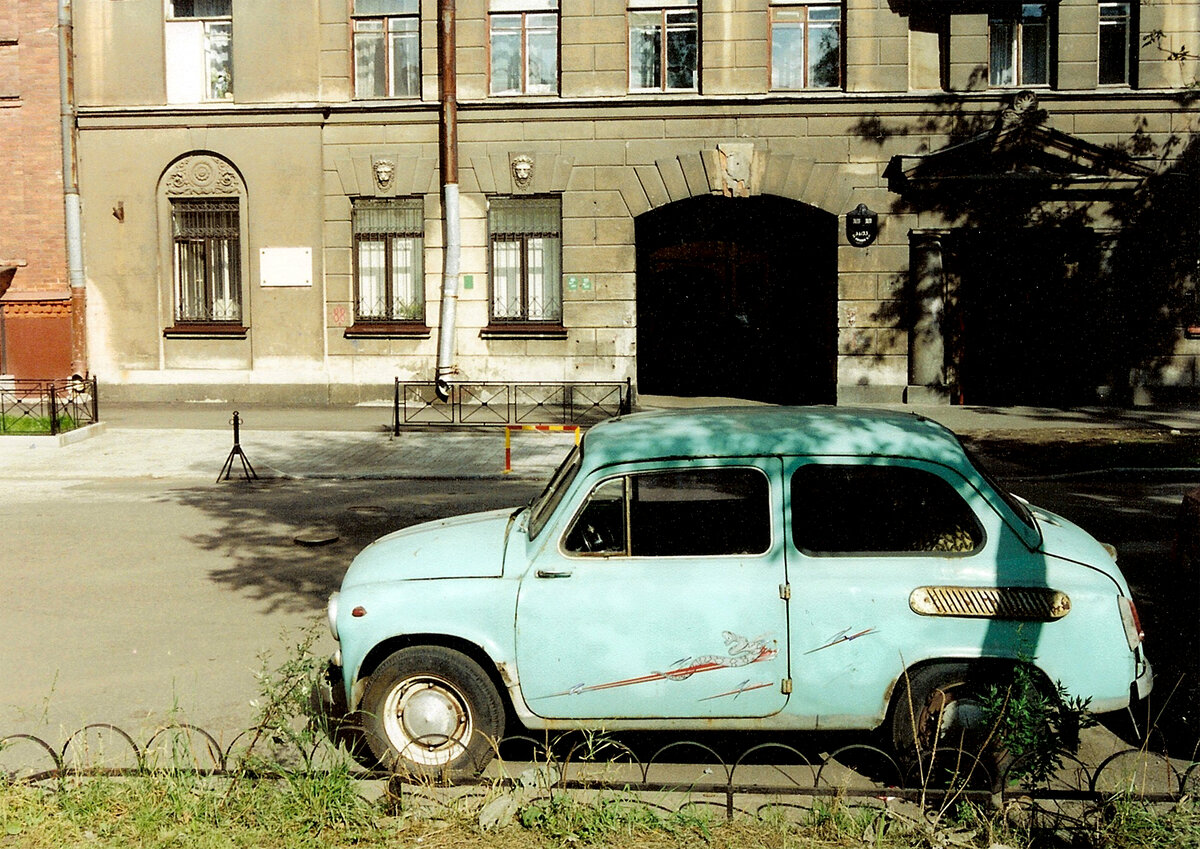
[{"x1": 635, "y1": 194, "x2": 837, "y2": 405}]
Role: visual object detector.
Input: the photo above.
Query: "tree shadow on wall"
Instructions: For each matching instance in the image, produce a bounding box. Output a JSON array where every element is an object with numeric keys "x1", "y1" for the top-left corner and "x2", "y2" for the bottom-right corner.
[{"x1": 855, "y1": 90, "x2": 1200, "y2": 407}]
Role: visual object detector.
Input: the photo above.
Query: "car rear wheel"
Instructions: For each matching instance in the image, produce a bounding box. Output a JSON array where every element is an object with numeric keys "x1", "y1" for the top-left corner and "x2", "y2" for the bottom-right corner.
[
  {"x1": 361, "y1": 646, "x2": 504, "y2": 778},
  {"x1": 891, "y1": 663, "x2": 1005, "y2": 789}
]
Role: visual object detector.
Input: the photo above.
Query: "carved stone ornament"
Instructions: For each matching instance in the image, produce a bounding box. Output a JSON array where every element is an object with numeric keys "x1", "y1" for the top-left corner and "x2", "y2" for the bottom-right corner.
[
  {"x1": 373, "y1": 158, "x2": 396, "y2": 191},
  {"x1": 511, "y1": 155, "x2": 534, "y2": 189},
  {"x1": 163, "y1": 155, "x2": 240, "y2": 196}
]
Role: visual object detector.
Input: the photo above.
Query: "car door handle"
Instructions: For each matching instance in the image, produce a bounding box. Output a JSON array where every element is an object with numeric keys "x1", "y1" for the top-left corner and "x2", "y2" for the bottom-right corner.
[{"x1": 535, "y1": 569, "x2": 573, "y2": 579}]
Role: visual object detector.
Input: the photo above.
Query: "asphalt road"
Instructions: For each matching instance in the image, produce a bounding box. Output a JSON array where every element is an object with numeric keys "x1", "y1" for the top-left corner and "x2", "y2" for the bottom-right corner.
[{"x1": 2, "y1": 468, "x2": 1195, "y2": 761}]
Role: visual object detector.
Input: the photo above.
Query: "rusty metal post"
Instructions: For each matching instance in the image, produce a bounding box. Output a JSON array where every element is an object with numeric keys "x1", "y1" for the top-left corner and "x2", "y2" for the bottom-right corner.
[{"x1": 433, "y1": 0, "x2": 461, "y2": 401}]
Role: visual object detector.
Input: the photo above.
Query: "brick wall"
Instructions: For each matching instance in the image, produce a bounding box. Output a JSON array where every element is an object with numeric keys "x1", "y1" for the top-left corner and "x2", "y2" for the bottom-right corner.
[{"x1": 0, "y1": 0, "x2": 71, "y2": 378}]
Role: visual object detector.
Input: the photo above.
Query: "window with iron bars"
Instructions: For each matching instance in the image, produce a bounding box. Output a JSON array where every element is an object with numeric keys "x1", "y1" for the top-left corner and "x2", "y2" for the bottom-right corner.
[
  {"x1": 353, "y1": 0, "x2": 421, "y2": 98},
  {"x1": 488, "y1": 196, "x2": 562, "y2": 324},
  {"x1": 353, "y1": 197, "x2": 425, "y2": 323},
  {"x1": 172, "y1": 198, "x2": 242, "y2": 323}
]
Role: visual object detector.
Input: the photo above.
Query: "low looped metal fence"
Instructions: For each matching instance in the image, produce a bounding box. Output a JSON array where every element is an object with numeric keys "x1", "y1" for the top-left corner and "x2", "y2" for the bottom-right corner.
[
  {"x1": 0, "y1": 376, "x2": 99, "y2": 435},
  {"x1": 4, "y1": 723, "x2": 1196, "y2": 824}
]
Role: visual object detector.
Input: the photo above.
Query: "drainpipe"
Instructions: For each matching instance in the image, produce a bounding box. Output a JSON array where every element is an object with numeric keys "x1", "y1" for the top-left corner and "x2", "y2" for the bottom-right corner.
[
  {"x1": 433, "y1": 0, "x2": 459, "y2": 402},
  {"x1": 59, "y1": 0, "x2": 87, "y2": 377}
]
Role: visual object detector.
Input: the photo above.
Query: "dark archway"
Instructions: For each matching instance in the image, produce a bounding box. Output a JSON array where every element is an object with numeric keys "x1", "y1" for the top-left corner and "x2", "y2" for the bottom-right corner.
[{"x1": 635, "y1": 195, "x2": 837, "y2": 405}]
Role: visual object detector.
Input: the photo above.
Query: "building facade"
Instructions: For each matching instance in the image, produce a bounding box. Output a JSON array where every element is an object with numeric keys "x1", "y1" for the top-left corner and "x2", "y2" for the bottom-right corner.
[
  {"x1": 1, "y1": 0, "x2": 75, "y2": 381},
  {"x1": 72, "y1": 0, "x2": 1199, "y2": 405}
]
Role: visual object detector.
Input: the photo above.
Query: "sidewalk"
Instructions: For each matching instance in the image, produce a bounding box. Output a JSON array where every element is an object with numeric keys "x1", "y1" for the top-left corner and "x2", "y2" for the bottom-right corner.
[{"x1": 2, "y1": 400, "x2": 1199, "y2": 482}]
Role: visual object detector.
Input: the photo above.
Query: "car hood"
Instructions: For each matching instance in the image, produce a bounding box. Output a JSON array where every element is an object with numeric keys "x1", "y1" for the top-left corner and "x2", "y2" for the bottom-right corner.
[
  {"x1": 1029, "y1": 504, "x2": 1129, "y2": 591},
  {"x1": 341, "y1": 508, "x2": 517, "y2": 588}
]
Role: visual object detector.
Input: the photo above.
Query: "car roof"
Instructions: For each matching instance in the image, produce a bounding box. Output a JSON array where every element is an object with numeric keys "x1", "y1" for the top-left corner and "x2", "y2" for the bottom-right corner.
[{"x1": 580, "y1": 406, "x2": 971, "y2": 470}]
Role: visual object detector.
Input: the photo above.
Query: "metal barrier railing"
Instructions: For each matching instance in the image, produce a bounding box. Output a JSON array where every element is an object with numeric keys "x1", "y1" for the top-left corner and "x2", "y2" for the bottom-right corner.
[
  {"x1": 392, "y1": 379, "x2": 632, "y2": 434},
  {"x1": 0, "y1": 376, "x2": 99, "y2": 436},
  {"x1": 3, "y1": 723, "x2": 1194, "y2": 824}
]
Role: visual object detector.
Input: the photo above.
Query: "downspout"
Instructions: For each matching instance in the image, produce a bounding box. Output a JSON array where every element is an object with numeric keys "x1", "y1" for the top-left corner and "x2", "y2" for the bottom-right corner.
[
  {"x1": 433, "y1": 0, "x2": 459, "y2": 401},
  {"x1": 59, "y1": 0, "x2": 87, "y2": 377}
]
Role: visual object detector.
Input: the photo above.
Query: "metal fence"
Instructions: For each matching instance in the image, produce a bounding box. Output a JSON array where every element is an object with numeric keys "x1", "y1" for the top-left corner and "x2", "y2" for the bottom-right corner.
[
  {"x1": 0, "y1": 376, "x2": 99, "y2": 436},
  {"x1": 392, "y1": 379, "x2": 632, "y2": 434},
  {"x1": 4, "y1": 723, "x2": 1195, "y2": 816}
]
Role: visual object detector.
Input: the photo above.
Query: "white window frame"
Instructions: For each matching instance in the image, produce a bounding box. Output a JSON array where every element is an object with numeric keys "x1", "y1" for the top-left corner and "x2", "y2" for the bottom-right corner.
[
  {"x1": 488, "y1": 196, "x2": 563, "y2": 325},
  {"x1": 352, "y1": 0, "x2": 421, "y2": 99},
  {"x1": 165, "y1": 0, "x2": 233, "y2": 103},
  {"x1": 488, "y1": 3, "x2": 560, "y2": 96},
  {"x1": 988, "y1": 3, "x2": 1051, "y2": 88},
  {"x1": 352, "y1": 197, "x2": 426, "y2": 324},
  {"x1": 628, "y1": 0, "x2": 699, "y2": 92},
  {"x1": 1098, "y1": 1, "x2": 1133, "y2": 86},
  {"x1": 769, "y1": 1, "x2": 842, "y2": 90}
]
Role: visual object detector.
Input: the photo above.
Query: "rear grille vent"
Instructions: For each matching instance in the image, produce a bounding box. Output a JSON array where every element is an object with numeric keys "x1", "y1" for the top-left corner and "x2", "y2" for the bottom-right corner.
[{"x1": 909, "y1": 586, "x2": 1070, "y2": 621}]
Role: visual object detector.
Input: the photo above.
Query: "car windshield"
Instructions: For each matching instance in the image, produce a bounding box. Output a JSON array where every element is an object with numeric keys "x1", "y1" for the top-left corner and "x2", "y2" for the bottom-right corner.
[{"x1": 527, "y1": 445, "x2": 582, "y2": 539}]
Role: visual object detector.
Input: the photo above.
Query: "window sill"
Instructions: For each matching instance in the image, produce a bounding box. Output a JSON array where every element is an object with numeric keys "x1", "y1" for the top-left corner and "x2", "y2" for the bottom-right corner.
[
  {"x1": 163, "y1": 323, "x2": 248, "y2": 339},
  {"x1": 480, "y1": 323, "x2": 568, "y2": 340},
  {"x1": 344, "y1": 323, "x2": 431, "y2": 339}
]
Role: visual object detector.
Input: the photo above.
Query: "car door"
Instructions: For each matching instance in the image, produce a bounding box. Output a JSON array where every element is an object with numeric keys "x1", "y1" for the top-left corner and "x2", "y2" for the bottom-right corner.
[
  {"x1": 514, "y1": 459, "x2": 792, "y2": 720},
  {"x1": 782, "y1": 457, "x2": 1035, "y2": 726}
]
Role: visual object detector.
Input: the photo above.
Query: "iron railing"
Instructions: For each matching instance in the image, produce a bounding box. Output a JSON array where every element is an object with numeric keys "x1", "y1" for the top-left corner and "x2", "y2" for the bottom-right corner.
[
  {"x1": 393, "y1": 379, "x2": 632, "y2": 434},
  {"x1": 0, "y1": 376, "x2": 99, "y2": 436},
  {"x1": 2, "y1": 723, "x2": 1195, "y2": 829}
]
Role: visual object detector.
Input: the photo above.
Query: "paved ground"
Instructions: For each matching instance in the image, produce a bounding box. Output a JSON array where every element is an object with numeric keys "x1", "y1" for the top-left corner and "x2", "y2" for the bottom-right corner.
[
  {"x1": 3, "y1": 398, "x2": 1199, "y2": 773},
  {"x1": 5, "y1": 399, "x2": 1200, "y2": 482}
]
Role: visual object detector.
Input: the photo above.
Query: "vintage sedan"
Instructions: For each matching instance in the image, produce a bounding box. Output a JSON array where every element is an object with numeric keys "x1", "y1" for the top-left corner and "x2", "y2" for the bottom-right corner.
[{"x1": 323, "y1": 407, "x2": 1152, "y2": 776}]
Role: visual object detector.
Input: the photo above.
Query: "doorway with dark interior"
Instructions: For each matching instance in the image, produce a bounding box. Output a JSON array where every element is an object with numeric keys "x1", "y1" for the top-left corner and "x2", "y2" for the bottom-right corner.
[{"x1": 635, "y1": 194, "x2": 838, "y2": 406}]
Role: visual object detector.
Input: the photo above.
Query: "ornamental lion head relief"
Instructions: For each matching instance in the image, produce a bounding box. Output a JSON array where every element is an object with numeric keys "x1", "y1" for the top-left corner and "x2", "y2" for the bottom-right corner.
[
  {"x1": 510, "y1": 155, "x2": 534, "y2": 191},
  {"x1": 163, "y1": 154, "x2": 241, "y2": 196},
  {"x1": 373, "y1": 157, "x2": 396, "y2": 191}
]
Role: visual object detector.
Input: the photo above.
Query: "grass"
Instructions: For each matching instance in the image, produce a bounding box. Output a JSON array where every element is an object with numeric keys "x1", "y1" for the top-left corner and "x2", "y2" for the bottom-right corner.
[
  {"x1": 0, "y1": 413, "x2": 81, "y2": 435},
  {"x1": 4, "y1": 773, "x2": 1199, "y2": 849},
  {"x1": 4, "y1": 627, "x2": 1197, "y2": 849}
]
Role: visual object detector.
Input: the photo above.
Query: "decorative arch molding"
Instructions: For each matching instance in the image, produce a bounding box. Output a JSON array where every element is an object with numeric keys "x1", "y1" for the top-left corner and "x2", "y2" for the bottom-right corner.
[
  {"x1": 615, "y1": 144, "x2": 857, "y2": 218},
  {"x1": 159, "y1": 152, "x2": 245, "y2": 197},
  {"x1": 156, "y1": 151, "x2": 251, "y2": 344}
]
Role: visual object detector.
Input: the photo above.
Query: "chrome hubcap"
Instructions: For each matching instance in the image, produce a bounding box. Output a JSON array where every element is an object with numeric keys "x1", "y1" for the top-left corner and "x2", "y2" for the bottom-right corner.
[{"x1": 382, "y1": 676, "x2": 471, "y2": 768}]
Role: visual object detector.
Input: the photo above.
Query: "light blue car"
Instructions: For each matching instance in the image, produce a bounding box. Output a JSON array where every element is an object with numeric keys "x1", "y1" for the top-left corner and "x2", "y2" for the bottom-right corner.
[{"x1": 323, "y1": 407, "x2": 1152, "y2": 777}]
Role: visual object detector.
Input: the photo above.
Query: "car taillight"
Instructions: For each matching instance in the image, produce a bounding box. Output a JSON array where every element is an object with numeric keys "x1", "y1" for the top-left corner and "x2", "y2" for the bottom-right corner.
[{"x1": 1119, "y1": 596, "x2": 1144, "y2": 651}]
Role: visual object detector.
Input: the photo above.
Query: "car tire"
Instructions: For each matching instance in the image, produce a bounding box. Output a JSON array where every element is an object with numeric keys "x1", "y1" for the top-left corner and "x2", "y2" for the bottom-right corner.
[
  {"x1": 890, "y1": 663, "x2": 1005, "y2": 788},
  {"x1": 361, "y1": 646, "x2": 504, "y2": 778}
]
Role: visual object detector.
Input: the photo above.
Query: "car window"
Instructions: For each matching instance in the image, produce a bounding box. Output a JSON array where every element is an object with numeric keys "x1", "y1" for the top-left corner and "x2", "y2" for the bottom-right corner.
[
  {"x1": 791, "y1": 464, "x2": 982, "y2": 555},
  {"x1": 564, "y1": 467, "x2": 771, "y2": 557},
  {"x1": 528, "y1": 446, "x2": 581, "y2": 539}
]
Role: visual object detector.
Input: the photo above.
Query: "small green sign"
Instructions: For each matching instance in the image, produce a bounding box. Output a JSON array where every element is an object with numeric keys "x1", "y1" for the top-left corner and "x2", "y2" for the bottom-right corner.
[
  {"x1": 462, "y1": 274, "x2": 474, "y2": 290},
  {"x1": 581, "y1": 277, "x2": 593, "y2": 291},
  {"x1": 566, "y1": 276, "x2": 578, "y2": 290}
]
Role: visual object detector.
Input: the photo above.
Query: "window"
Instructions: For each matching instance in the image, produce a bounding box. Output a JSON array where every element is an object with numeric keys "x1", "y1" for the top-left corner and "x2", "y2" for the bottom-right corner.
[
  {"x1": 488, "y1": 196, "x2": 562, "y2": 324},
  {"x1": 565, "y1": 468, "x2": 771, "y2": 557},
  {"x1": 988, "y1": 3, "x2": 1050, "y2": 87},
  {"x1": 353, "y1": 198, "x2": 425, "y2": 323},
  {"x1": 1098, "y1": 1, "x2": 1133, "y2": 85},
  {"x1": 172, "y1": 198, "x2": 241, "y2": 324},
  {"x1": 490, "y1": 1, "x2": 559, "y2": 95},
  {"x1": 165, "y1": 0, "x2": 232, "y2": 102},
  {"x1": 353, "y1": 0, "x2": 420, "y2": 99},
  {"x1": 770, "y1": 2, "x2": 841, "y2": 89},
  {"x1": 791, "y1": 464, "x2": 982, "y2": 555},
  {"x1": 629, "y1": 0, "x2": 698, "y2": 91}
]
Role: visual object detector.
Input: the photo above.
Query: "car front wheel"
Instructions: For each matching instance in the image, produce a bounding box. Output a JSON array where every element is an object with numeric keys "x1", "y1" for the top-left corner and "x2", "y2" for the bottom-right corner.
[{"x1": 361, "y1": 646, "x2": 504, "y2": 778}]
